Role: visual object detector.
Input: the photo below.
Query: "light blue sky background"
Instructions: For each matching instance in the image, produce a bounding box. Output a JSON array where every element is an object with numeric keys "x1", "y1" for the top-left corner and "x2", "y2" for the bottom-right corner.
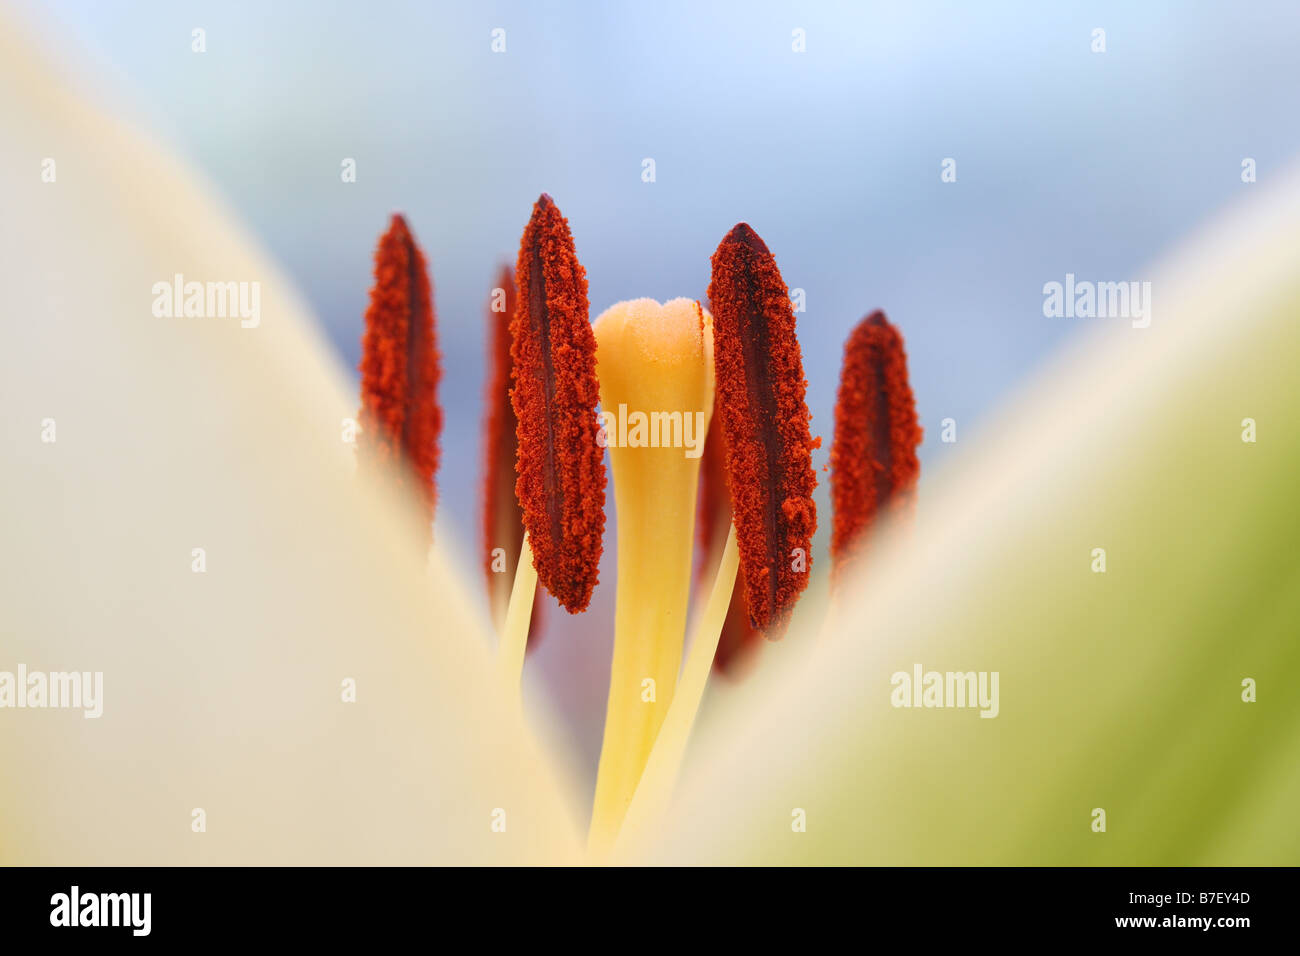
[
  {"x1": 25, "y1": 0, "x2": 1300, "y2": 528},
  {"x1": 20, "y1": 0, "x2": 1300, "y2": 761}
]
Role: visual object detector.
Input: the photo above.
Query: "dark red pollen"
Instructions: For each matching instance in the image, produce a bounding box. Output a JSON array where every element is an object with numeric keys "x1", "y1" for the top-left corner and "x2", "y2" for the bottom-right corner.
[
  {"x1": 829, "y1": 310, "x2": 922, "y2": 580},
  {"x1": 510, "y1": 195, "x2": 606, "y2": 613},
  {"x1": 357, "y1": 214, "x2": 442, "y2": 541},
  {"x1": 707, "y1": 223, "x2": 818, "y2": 636}
]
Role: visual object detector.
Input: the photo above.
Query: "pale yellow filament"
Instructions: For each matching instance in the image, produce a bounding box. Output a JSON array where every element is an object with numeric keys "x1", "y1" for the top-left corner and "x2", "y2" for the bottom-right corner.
[{"x1": 497, "y1": 533, "x2": 537, "y2": 691}]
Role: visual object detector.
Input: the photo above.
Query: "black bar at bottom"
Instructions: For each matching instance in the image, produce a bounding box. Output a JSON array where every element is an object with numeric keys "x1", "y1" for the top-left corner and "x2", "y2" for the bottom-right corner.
[{"x1": 0, "y1": 866, "x2": 1282, "y2": 940}]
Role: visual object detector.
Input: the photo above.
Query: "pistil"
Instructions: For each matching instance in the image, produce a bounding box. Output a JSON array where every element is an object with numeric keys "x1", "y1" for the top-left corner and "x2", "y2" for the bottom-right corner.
[{"x1": 588, "y1": 297, "x2": 715, "y2": 853}]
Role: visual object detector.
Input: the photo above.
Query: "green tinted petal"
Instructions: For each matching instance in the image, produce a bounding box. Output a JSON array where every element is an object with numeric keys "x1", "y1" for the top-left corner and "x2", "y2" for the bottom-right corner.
[{"x1": 644, "y1": 171, "x2": 1300, "y2": 865}]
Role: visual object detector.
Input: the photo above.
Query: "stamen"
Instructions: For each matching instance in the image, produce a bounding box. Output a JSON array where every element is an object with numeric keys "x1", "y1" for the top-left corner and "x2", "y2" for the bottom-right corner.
[
  {"x1": 696, "y1": 393, "x2": 732, "y2": 573},
  {"x1": 707, "y1": 223, "x2": 817, "y2": 635},
  {"x1": 481, "y1": 264, "x2": 544, "y2": 643},
  {"x1": 829, "y1": 310, "x2": 922, "y2": 577},
  {"x1": 357, "y1": 214, "x2": 442, "y2": 538},
  {"x1": 696, "y1": 397, "x2": 760, "y2": 672},
  {"x1": 714, "y1": 566, "x2": 761, "y2": 671},
  {"x1": 511, "y1": 195, "x2": 606, "y2": 613}
]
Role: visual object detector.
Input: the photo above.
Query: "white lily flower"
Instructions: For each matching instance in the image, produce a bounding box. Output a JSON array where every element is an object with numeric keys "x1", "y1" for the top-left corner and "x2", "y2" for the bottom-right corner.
[{"x1": 2, "y1": 12, "x2": 1295, "y2": 865}]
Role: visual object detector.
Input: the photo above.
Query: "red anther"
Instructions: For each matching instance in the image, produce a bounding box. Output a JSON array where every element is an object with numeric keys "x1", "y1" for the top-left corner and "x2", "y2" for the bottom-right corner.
[
  {"x1": 829, "y1": 310, "x2": 922, "y2": 578},
  {"x1": 707, "y1": 223, "x2": 818, "y2": 636},
  {"x1": 511, "y1": 195, "x2": 606, "y2": 613},
  {"x1": 358, "y1": 214, "x2": 442, "y2": 539}
]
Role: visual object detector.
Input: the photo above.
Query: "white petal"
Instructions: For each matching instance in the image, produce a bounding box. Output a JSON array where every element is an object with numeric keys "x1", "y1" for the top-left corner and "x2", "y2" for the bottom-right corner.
[
  {"x1": 0, "y1": 15, "x2": 581, "y2": 864},
  {"x1": 637, "y1": 165, "x2": 1300, "y2": 864}
]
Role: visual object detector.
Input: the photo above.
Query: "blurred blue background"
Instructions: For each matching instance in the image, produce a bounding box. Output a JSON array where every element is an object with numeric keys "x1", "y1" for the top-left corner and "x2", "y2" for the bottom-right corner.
[{"x1": 18, "y1": 0, "x2": 1300, "y2": 764}]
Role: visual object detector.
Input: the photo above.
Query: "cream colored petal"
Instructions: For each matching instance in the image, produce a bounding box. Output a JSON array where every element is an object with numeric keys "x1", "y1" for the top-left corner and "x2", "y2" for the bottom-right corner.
[
  {"x1": 632, "y1": 166, "x2": 1300, "y2": 865},
  {"x1": 0, "y1": 16, "x2": 580, "y2": 864}
]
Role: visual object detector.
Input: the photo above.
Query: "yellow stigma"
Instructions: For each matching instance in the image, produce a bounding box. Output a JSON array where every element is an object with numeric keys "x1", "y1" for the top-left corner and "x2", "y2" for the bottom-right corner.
[{"x1": 588, "y1": 297, "x2": 714, "y2": 853}]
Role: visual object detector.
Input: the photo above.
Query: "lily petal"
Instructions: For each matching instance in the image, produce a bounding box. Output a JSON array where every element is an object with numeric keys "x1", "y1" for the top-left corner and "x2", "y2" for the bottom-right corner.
[
  {"x1": 636, "y1": 168, "x2": 1300, "y2": 865},
  {"x1": 0, "y1": 15, "x2": 581, "y2": 865}
]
